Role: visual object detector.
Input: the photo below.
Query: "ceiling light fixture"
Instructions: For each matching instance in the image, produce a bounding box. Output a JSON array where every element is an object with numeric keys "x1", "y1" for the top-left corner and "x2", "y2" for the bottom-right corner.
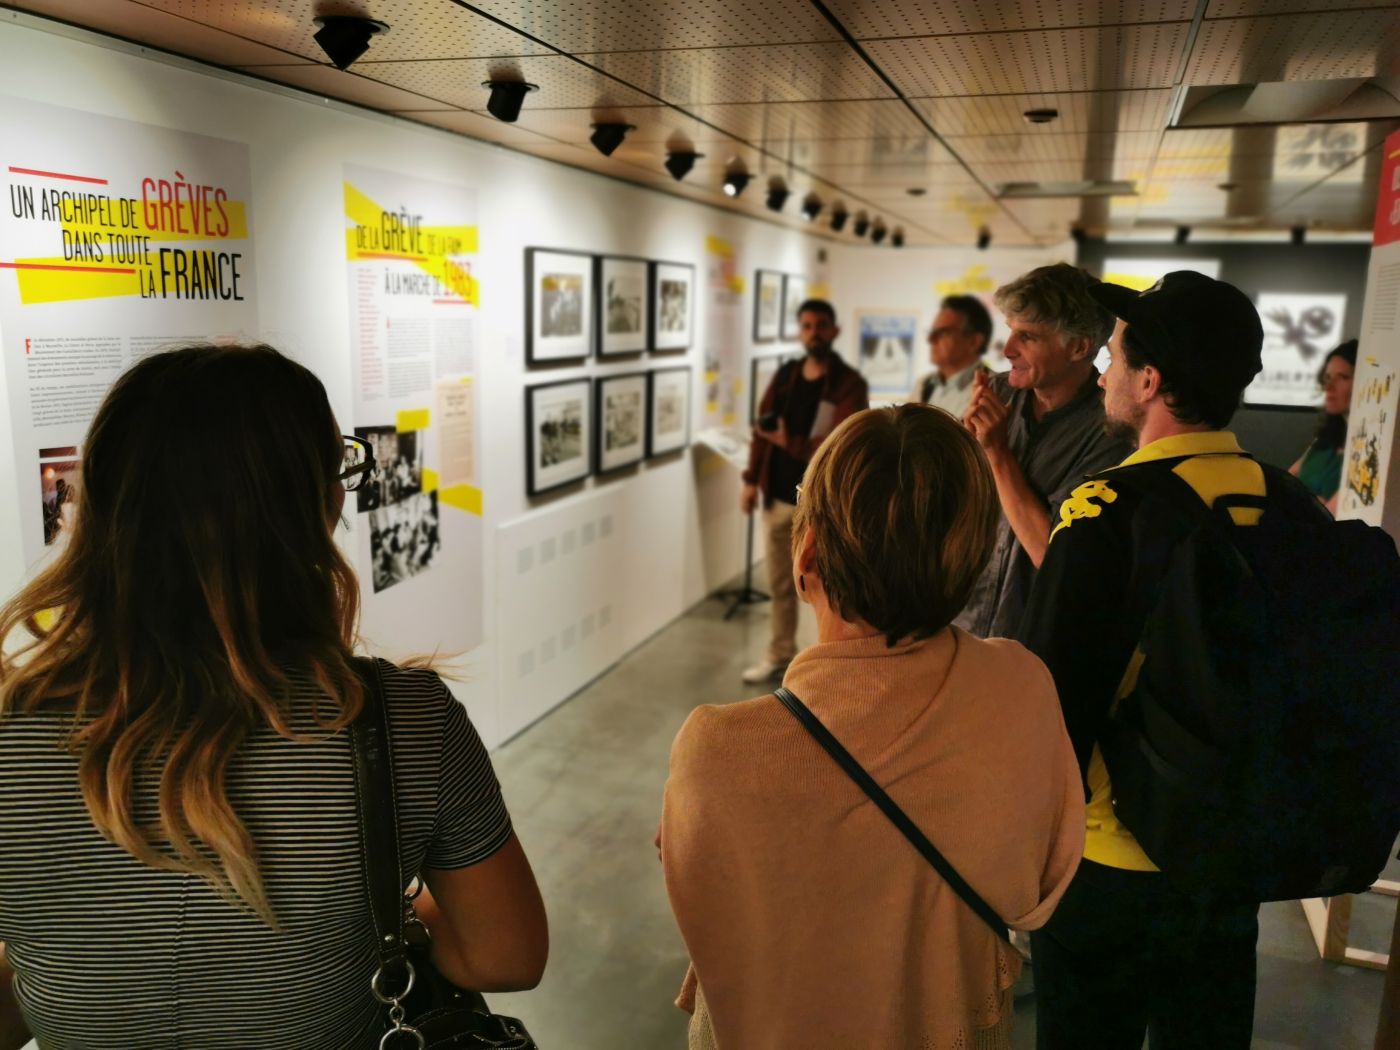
[
  {"x1": 801, "y1": 194, "x2": 823, "y2": 221},
  {"x1": 1175, "y1": 225, "x2": 1191, "y2": 244},
  {"x1": 313, "y1": 15, "x2": 388, "y2": 70},
  {"x1": 766, "y1": 178, "x2": 790, "y2": 212},
  {"x1": 665, "y1": 150, "x2": 703, "y2": 181},
  {"x1": 483, "y1": 80, "x2": 538, "y2": 123},
  {"x1": 871, "y1": 221, "x2": 887, "y2": 244},
  {"x1": 722, "y1": 169, "x2": 751, "y2": 197},
  {"x1": 1070, "y1": 225, "x2": 1088, "y2": 245},
  {"x1": 907, "y1": 187, "x2": 927, "y2": 196},
  {"x1": 891, "y1": 228, "x2": 905, "y2": 248},
  {"x1": 589, "y1": 122, "x2": 634, "y2": 157},
  {"x1": 852, "y1": 211, "x2": 870, "y2": 237},
  {"x1": 998, "y1": 180, "x2": 1136, "y2": 198},
  {"x1": 977, "y1": 228, "x2": 992, "y2": 250},
  {"x1": 1022, "y1": 108, "x2": 1059, "y2": 124},
  {"x1": 830, "y1": 206, "x2": 849, "y2": 232}
]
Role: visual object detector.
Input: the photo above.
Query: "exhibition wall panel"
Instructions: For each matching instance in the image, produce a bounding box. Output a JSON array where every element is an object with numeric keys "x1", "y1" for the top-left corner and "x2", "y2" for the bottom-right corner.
[{"x1": 0, "y1": 16, "x2": 826, "y2": 747}]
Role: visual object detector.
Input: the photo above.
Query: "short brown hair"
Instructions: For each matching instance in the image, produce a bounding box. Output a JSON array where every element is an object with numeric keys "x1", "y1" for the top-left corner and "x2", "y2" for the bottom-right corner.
[{"x1": 792, "y1": 404, "x2": 998, "y2": 645}]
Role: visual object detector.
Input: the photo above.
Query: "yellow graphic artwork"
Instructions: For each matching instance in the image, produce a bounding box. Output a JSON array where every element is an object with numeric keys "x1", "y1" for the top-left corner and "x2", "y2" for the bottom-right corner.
[
  {"x1": 1051, "y1": 479, "x2": 1119, "y2": 539},
  {"x1": 936, "y1": 264, "x2": 996, "y2": 297},
  {"x1": 344, "y1": 181, "x2": 479, "y2": 305}
]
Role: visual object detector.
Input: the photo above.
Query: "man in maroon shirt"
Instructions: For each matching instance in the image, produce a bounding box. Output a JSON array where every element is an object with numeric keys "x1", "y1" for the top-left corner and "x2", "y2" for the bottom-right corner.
[{"x1": 740, "y1": 300, "x2": 870, "y2": 683}]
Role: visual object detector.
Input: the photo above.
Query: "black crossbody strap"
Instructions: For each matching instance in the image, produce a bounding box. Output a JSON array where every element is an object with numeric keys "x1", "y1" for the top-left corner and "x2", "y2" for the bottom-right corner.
[
  {"x1": 775, "y1": 686, "x2": 1011, "y2": 944},
  {"x1": 349, "y1": 656, "x2": 410, "y2": 978}
]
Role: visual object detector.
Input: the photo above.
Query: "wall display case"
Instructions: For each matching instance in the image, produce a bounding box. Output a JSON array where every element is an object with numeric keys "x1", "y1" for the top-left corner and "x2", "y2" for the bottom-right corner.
[
  {"x1": 648, "y1": 366, "x2": 692, "y2": 457},
  {"x1": 595, "y1": 371, "x2": 648, "y2": 473},
  {"x1": 651, "y1": 261, "x2": 695, "y2": 352},
  {"x1": 526, "y1": 378, "x2": 592, "y2": 494},
  {"x1": 596, "y1": 255, "x2": 650, "y2": 357},
  {"x1": 526, "y1": 248, "x2": 593, "y2": 363}
]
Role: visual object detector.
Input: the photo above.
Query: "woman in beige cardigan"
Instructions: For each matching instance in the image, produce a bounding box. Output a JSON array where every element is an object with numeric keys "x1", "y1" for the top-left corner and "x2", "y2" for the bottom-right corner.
[{"x1": 660, "y1": 404, "x2": 1086, "y2": 1050}]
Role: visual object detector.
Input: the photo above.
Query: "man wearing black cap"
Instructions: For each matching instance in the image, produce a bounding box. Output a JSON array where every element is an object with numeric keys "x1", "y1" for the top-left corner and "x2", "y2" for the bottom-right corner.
[{"x1": 1018, "y1": 271, "x2": 1270, "y2": 1049}]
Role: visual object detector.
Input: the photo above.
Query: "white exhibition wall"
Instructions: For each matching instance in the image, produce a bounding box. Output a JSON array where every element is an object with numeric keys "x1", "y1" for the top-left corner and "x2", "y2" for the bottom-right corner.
[{"x1": 0, "y1": 14, "x2": 1065, "y2": 748}]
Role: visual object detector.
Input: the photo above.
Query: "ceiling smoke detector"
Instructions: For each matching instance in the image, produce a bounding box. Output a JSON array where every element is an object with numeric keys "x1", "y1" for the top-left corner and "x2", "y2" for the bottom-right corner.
[{"x1": 1022, "y1": 108, "x2": 1059, "y2": 125}]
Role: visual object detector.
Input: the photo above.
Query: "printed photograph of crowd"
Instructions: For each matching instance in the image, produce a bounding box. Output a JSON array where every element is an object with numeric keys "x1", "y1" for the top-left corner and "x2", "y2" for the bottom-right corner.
[
  {"x1": 352, "y1": 425, "x2": 423, "y2": 513},
  {"x1": 38, "y1": 453, "x2": 82, "y2": 547},
  {"x1": 368, "y1": 490, "x2": 441, "y2": 594}
]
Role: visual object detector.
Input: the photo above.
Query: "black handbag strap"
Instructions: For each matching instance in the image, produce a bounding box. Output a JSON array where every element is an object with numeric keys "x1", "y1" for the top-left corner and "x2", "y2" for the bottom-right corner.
[
  {"x1": 774, "y1": 686, "x2": 1012, "y2": 944},
  {"x1": 349, "y1": 656, "x2": 412, "y2": 985}
]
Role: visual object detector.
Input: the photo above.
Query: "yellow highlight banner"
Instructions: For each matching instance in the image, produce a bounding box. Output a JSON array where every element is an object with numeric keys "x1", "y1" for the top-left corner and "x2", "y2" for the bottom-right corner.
[
  {"x1": 397, "y1": 408, "x2": 430, "y2": 432},
  {"x1": 422, "y1": 467, "x2": 483, "y2": 516},
  {"x1": 343, "y1": 181, "x2": 480, "y2": 305},
  {"x1": 57, "y1": 199, "x2": 249, "y2": 245},
  {"x1": 11, "y1": 257, "x2": 139, "y2": 304}
]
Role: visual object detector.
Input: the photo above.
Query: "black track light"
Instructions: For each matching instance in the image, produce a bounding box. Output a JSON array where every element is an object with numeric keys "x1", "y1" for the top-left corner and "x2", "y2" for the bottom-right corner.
[
  {"x1": 313, "y1": 15, "x2": 388, "y2": 70},
  {"x1": 483, "y1": 80, "x2": 538, "y2": 123},
  {"x1": 665, "y1": 150, "x2": 702, "y2": 181},
  {"x1": 1070, "y1": 225, "x2": 1087, "y2": 245},
  {"x1": 977, "y1": 228, "x2": 992, "y2": 250},
  {"x1": 590, "y1": 122, "x2": 634, "y2": 157},
  {"x1": 1174, "y1": 225, "x2": 1191, "y2": 244},
  {"x1": 801, "y1": 194, "x2": 823, "y2": 221},
  {"x1": 852, "y1": 211, "x2": 870, "y2": 237},
  {"x1": 830, "y1": 207, "x2": 849, "y2": 232},
  {"x1": 871, "y1": 221, "x2": 888, "y2": 245},
  {"x1": 891, "y1": 228, "x2": 905, "y2": 248},
  {"x1": 766, "y1": 178, "x2": 790, "y2": 212},
  {"x1": 723, "y1": 170, "x2": 751, "y2": 197},
  {"x1": 1291, "y1": 225, "x2": 1306, "y2": 245}
]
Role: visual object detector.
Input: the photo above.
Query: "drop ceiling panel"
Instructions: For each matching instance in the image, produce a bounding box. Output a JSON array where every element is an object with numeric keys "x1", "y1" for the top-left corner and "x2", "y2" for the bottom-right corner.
[
  {"x1": 118, "y1": 0, "x2": 552, "y2": 61},
  {"x1": 827, "y1": 0, "x2": 1195, "y2": 38},
  {"x1": 236, "y1": 63, "x2": 456, "y2": 110},
  {"x1": 350, "y1": 56, "x2": 659, "y2": 110},
  {"x1": 865, "y1": 23, "x2": 1191, "y2": 96},
  {"x1": 1206, "y1": 0, "x2": 1394, "y2": 17},
  {"x1": 396, "y1": 109, "x2": 571, "y2": 146},
  {"x1": 499, "y1": 107, "x2": 726, "y2": 146},
  {"x1": 462, "y1": 0, "x2": 841, "y2": 52},
  {"x1": 583, "y1": 43, "x2": 894, "y2": 106},
  {"x1": 915, "y1": 90, "x2": 1174, "y2": 136},
  {"x1": 11, "y1": 0, "x2": 305, "y2": 64},
  {"x1": 683, "y1": 100, "x2": 931, "y2": 143},
  {"x1": 945, "y1": 131, "x2": 1163, "y2": 164},
  {"x1": 1185, "y1": 10, "x2": 1400, "y2": 85}
]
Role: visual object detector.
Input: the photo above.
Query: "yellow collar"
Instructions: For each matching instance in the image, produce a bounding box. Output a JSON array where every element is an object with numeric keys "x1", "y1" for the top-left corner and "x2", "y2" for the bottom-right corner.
[{"x1": 1113, "y1": 430, "x2": 1246, "y2": 469}]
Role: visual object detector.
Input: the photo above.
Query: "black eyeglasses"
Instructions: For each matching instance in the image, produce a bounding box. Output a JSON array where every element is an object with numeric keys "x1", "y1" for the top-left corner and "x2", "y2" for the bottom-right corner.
[{"x1": 338, "y1": 435, "x2": 376, "y2": 491}]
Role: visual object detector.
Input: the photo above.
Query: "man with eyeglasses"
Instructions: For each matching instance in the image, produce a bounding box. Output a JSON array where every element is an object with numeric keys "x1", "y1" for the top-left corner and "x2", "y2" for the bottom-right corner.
[{"x1": 914, "y1": 295, "x2": 993, "y2": 419}]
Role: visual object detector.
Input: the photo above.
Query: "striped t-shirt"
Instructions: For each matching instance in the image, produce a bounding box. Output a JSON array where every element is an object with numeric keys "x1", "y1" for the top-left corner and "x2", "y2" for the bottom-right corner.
[{"x1": 0, "y1": 660, "x2": 512, "y2": 1050}]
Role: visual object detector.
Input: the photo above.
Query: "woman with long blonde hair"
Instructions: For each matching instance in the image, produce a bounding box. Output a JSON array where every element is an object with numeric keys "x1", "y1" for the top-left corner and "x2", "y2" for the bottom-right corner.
[{"x1": 0, "y1": 344, "x2": 546, "y2": 1050}]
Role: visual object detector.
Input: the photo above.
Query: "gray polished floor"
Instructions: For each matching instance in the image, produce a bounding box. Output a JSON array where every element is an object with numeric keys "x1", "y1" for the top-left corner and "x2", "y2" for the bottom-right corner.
[{"x1": 488, "y1": 589, "x2": 1394, "y2": 1049}]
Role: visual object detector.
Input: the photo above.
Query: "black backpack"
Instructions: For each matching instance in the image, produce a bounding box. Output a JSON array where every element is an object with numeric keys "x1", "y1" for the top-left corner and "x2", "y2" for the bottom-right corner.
[{"x1": 1100, "y1": 457, "x2": 1400, "y2": 903}]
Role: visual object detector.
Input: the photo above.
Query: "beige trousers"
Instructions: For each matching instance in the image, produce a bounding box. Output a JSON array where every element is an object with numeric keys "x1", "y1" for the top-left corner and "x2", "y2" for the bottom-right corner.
[{"x1": 762, "y1": 500, "x2": 799, "y2": 665}]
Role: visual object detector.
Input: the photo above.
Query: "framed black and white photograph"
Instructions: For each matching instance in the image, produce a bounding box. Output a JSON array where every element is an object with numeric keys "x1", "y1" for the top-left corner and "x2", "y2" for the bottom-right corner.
[
  {"x1": 754, "y1": 269, "x2": 783, "y2": 342},
  {"x1": 648, "y1": 367, "x2": 692, "y2": 457},
  {"x1": 781, "y1": 273, "x2": 808, "y2": 341},
  {"x1": 526, "y1": 378, "x2": 592, "y2": 495},
  {"x1": 651, "y1": 261, "x2": 695, "y2": 352},
  {"x1": 597, "y1": 255, "x2": 650, "y2": 356},
  {"x1": 526, "y1": 248, "x2": 593, "y2": 364},
  {"x1": 595, "y1": 372, "x2": 648, "y2": 473},
  {"x1": 1244, "y1": 292, "x2": 1348, "y2": 407},
  {"x1": 368, "y1": 491, "x2": 441, "y2": 594}
]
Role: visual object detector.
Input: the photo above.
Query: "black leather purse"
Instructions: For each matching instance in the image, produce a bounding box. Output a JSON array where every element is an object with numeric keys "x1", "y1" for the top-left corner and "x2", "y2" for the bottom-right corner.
[{"x1": 350, "y1": 657, "x2": 539, "y2": 1049}]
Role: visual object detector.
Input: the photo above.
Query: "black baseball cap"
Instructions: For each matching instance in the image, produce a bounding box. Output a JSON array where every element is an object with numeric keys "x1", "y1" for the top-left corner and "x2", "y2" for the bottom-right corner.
[{"x1": 1089, "y1": 271, "x2": 1263, "y2": 391}]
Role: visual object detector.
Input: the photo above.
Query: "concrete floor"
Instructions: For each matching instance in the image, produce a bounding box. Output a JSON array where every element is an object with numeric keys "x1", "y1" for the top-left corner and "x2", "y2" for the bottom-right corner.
[{"x1": 487, "y1": 587, "x2": 1396, "y2": 1049}]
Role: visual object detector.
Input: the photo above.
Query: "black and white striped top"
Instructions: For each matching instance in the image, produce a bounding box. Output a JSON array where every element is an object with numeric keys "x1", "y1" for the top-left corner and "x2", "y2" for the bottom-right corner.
[{"x1": 0, "y1": 661, "x2": 513, "y2": 1050}]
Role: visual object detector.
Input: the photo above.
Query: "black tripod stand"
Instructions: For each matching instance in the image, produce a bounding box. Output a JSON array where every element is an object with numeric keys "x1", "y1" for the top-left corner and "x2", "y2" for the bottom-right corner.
[{"x1": 718, "y1": 508, "x2": 769, "y2": 620}]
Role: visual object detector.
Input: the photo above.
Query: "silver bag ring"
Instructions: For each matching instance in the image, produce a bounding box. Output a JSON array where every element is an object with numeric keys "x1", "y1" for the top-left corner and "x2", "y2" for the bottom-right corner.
[
  {"x1": 370, "y1": 960, "x2": 417, "y2": 1005},
  {"x1": 379, "y1": 1023, "x2": 426, "y2": 1050}
]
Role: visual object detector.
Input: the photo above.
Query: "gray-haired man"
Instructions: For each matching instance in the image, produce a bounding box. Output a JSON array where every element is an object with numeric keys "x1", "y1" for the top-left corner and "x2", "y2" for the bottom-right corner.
[{"x1": 955, "y1": 263, "x2": 1130, "y2": 638}]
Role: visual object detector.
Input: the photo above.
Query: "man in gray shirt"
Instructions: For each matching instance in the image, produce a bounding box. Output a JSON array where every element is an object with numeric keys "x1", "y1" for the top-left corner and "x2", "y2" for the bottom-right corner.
[
  {"x1": 956, "y1": 263, "x2": 1129, "y2": 638},
  {"x1": 914, "y1": 294, "x2": 992, "y2": 420}
]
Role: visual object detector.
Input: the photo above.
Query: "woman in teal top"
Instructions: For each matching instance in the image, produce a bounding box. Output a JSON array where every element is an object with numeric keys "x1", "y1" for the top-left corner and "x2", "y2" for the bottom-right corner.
[{"x1": 1290, "y1": 339, "x2": 1355, "y2": 513}]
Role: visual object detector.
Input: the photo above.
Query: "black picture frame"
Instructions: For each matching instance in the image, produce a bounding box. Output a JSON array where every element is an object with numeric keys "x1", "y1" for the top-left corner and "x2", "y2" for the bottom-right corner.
[
  {"x1": 596, "y1": 255, "x2": 652, "y2": 357},
  {"x1": 753, "y1": 269, "x2": 783, "y2": 342},
  {"x1": 594, "y1": 371, "x2": 648, "y2": 474},
  {"x1": 525, "y1": 377, "x2": 593, "y2": 496},
  {"x1": 647, "y1": 366, "x2": 692, "y2": 458},
  {"x1": 525, "y1": 247, "x2": 594, "y2": 365},
  {"x1": 650, "y1": 260, "x2": 695, "y2": 353}
]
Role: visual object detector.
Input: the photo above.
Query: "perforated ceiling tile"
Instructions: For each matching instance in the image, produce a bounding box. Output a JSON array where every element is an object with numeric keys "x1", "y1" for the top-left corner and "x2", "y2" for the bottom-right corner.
[
  {"x1": 465, "y1": 0, "x2": 839, "y2": 52},
  {"x1": 913, "y1": 90, "x2": 1173, "y2": 137},
  {"x1": 944, "y1": 131, "x2": 1162, "y2": 165},
  {"x1": 117, "y1": 0, "x2": 552, "y2": 61},
  {"x1": 1184, "y1": 10, "x2": 1400, "y2": 85},
  {"x1": 352, "y1": 55, "x2": 658, "y2": 110},
  {"x1": 13, "y1": 0, "x2": 306, "y2": 64},
  {"x1": 866, "y1": 22, "x2": 1191, "y2": 96},
  {"x1": 1206, "y1": 0, "x2": 1391, "y2": 17},
  {"x1": 397, "y1": 109, "x2": 570, "y2": 145},
  {"x1": 684, "y1": 100, "x2": 931, "y2": 143},
  {"x1": 827, "y1": 0, "x2": 1194, "y2": 38},
  {"x1": 585, "y1": 43, "x2": 894, "y2": 106},
  {"x1": 237, "y1": 63, "x2": 456, "y2": 110},
  {"x1": 500, "y1": 107, "x2": 727, "y2": 146}
]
